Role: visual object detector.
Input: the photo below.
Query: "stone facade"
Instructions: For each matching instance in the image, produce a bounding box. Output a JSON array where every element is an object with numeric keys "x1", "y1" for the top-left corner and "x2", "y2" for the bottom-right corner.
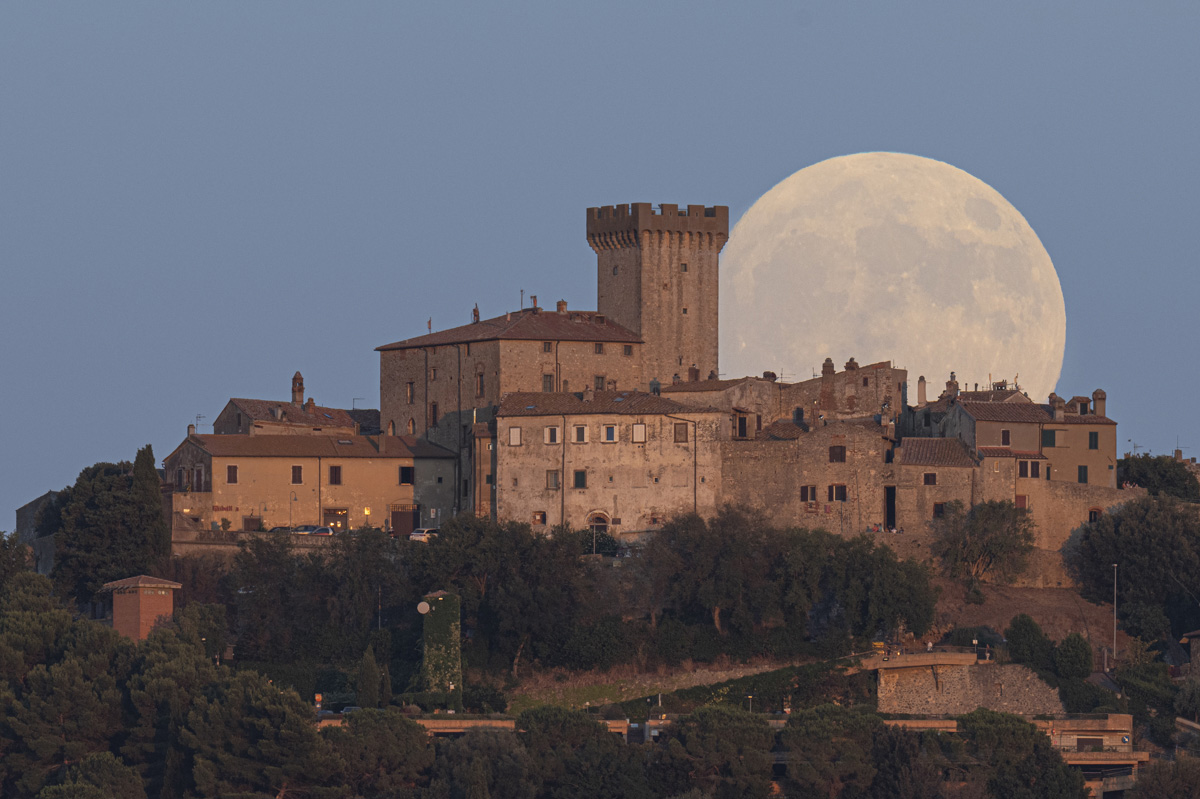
[
  {"x1": 779, "y1": 357, "x2": 908, "y2": 425},
  {"x1": 213, "y1": 372, "x2": 365, "y2": 437},
  {"x1": 493, "y1": 391, "x2": 725, "y2": 533},
  {"x1": 878, "y1": 662, "x2": 1063, "y2": 716},
  {"x1": 588, "y1": 203, "x2": 728, "y2": 387}
]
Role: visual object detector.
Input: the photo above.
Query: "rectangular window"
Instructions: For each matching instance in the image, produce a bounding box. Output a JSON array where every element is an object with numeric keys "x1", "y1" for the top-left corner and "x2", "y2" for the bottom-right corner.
[
  {"x1": 595, "y1": 342, "x2": 604, "y2": 354},
  {"x1": 674, "y1": 422, "x2": 689, "y2": 443},
  {"x1": 603, "y1": 424, "x2": 617, "y2": 442},
  {"x1": 463, "y1": 479, "x2": 469, "y2": 497},
  {"x1": 544, "y1": 426, "x2": 559, "y2": 444},
  {"x1": 829, "y1": 445, "x2": 846, "y2": 463},
  {"x1": 406, "y1": 382, "x2": 414, "y2": 404},
  {"x1": 430, "y1": 367, "x2": 437, "y2": 381},
  {"x1": 1042, "y1": 429, "x2": 1056, "y2": 448},
  {"x1": 828, "y1": 484, "x2": 847, "y2": 502},
  {"x1": 801, "y1": 485, "x2": 819, "y2": 502},
  {"x1": 546, "y1": 470, "x2": 560, "y2": 490},
  {"x1": 573, "y1": 469, "x2": 587, "y2": 489},
  {"x1": 291, "y1": 465, "x2": 303, "y2": 484},
  {"x1": 1078, "y1": 465, "x2": 1088, "y2": 484},
  {"x1": 532, "y1": 511, "x2": 547, "y2": 524},
  {"x1": 1015, "y1": 494, "x2": 1028, "y2": 509},
  {"x1": 227, "y1": 465, "x2": 238, "y2": 485},
  {"x1": 430, "y1": 402, "x2": 439, "y2": 426},
  {"x1": 329, "y1": 465, "x2": 342, "y2": 486},
  {"x1": 1001, "y1": 429, "x2": 1011, "y2": 446},
  {"x1": 632, "y1": 423, "x2": 646, "y2": 443},
  {"x1": 476, "y1": 373, "x2": 484, "y2": 397},
  {"x1": 1030, "y1": 461, "x2": 1040, "y2": 478},
  {"x1": 933, "y1": 502, "x2": 945, "y2": 518},
  {"x1": 485, "y1": 474, "x2": 494, "y2": 485},
  {"x1": 542, "y1": 374, "x2": 555, "y2": 392},
  {"x1": 508, "y1": 427, "x2": 522, "y2": 446},
  {"x1": 623, "y1": 345, "x2": 633, "y2": 356},
  {"x1": 1019, "y1": 461, "x2": 1029, "y2": 478},
  {"x1": 681, "y1": 262, "x2": 688, "y2": 272},
  {"x1": 862, "y1": 377, "x2": 868, "y2": 387},
  {"x1": 594, "y1": 375, "x2": 605, "y2": 391},
  {"x1": 1089, "y1": 431, "x2": 1099, "y2": 450},
  {"x1": 573, "y1": 425, "x2": 587, "y2": 443},
  {"x1": 399, "y1": 466, "x2": 414, "y2": 485},
  {"x1": 923, "y1": 473, "x2": 937, "y2": 486},
  {"x1": 543, "y1": 341, "x2": 553, "y2": 353}
]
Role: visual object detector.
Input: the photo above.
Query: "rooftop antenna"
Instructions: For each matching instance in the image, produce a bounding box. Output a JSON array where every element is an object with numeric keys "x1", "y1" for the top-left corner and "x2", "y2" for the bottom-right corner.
[
  {"x1": 520, "y1": 289, "x2": 524, "y2": 309},
  {"x1": 352, "y1": 397, "x2": 366, "y2": 409},
  {"x1": 194, "y1": 414, "x2": 206, "y2": 431},
  {"x1": 1127, "y1": 439, "x2": 1142, "y2": 456}
]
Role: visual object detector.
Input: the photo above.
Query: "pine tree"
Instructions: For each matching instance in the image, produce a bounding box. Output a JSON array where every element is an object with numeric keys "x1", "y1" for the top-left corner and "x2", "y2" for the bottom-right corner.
[
  {"x1": 357, "y1": 648, "x2": 380, "y2": 709},
  {"x1": 131, "y1": 445, "x2": 170, "y2": 559}
]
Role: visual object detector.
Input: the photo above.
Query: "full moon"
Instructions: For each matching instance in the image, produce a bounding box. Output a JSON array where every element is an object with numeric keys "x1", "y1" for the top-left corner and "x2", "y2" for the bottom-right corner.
[{"x1": 720, "y1": 153, "x2": 1066, "y2": 401}]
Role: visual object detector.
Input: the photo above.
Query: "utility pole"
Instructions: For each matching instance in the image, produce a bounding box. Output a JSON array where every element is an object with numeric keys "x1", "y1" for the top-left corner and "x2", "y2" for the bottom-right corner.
[{"x1": 1112, "y1": 563, "x2": 1118, "y2": 664}]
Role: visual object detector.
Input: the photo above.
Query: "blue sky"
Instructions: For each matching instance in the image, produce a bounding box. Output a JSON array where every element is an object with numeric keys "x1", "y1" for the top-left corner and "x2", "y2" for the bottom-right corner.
[{"x1": 2, "y1": 2, "x2": 1197, "y2": 522}]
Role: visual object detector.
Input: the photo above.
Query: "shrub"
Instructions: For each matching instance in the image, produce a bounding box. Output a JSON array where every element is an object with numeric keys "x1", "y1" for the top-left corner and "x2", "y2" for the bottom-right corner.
[
  {"x1": 1005, "y1": 614, "x2": 1055, "y2": 672},
  {"x1": 1054, "y1": 633, "x2": 1094, "y2": 680}
]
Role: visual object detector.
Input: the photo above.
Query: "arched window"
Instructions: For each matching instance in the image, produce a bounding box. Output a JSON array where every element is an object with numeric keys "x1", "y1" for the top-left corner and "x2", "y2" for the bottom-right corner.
[
  {"x1": 587, "y1": 513, "x2": 609, "y2": 536},
  {"x1": 407, "y1": 418, "x2": 416, "y2": 435},
  {"x1": 387, "y1": 420, "x2": 395, "y2": 436}
]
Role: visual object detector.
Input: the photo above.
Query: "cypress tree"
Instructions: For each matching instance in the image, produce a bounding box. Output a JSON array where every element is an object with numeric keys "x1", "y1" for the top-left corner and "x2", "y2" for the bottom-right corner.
[
  {"x1": 132, "y1": 445, "x2": 170, "y2": 558},
  {"x1": 357, "y1": 648, "x2": 380, "y2": 709}
]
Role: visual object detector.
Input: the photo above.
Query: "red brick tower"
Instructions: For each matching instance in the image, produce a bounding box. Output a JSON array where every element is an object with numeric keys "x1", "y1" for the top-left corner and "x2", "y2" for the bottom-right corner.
[{"x1": 102, "y1": 575, "x2": 182, "y2": 641}]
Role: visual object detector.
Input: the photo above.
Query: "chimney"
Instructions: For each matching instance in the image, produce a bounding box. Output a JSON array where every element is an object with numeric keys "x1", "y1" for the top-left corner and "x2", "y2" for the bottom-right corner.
[
  {"x1": 606, "y1": 379, "x2": 616, "y2": 391},
  {"x1": 472, "y1": 304, "x2": 480, "y2": 323},
  {"x1": 1092, "y1": 388, "x2": 1106, "y2": 417},
  {"x1": 845, "y1": 357, "x2": 858, "y2": 370},
  {"x1": 649, "y1": 378, "x2": 661, "y2": 396},
  {"x1": 530, "y1": 294, "x2": 538, "y2": 311},
  {"x1": 688, "y1": 365, "x2": 700, "y2": 382},
  {"x1": 1050, "y1": 393, "x2": 1066, "y2": 421},
  {"x1": 672, "y1": 373, "x2": 682, "y2": 385},
  {"x1": 557, "y1": 299, "x2": 567, "y2": 313},
  {"x1": 762, "y1": 371, "x2": 777, "y2": 382},
  {"x1": 188, "y1": 424, "x2": 196, "y2": 436},
  {"x1": 305, "y1": 397, "x2": 316, "y2": 414},
  {"x1": 917, "y1": 376, "x2": 927, "y2": 406},
  {"x1": 822, "y1": 357, "x2": 835, "y2": 377},
  {"x1": 946, "y1": 372, "x2": 959, "y2": 398},
  {"x1": 1175, "y1": 449, "x2": 1183, "y2": 462},
  {"x1": 583, "y1": 386, "x2": 594, "y2": 402},
  {"x1": 292, "y1": 371, "x2": 304, "y2": 406}
]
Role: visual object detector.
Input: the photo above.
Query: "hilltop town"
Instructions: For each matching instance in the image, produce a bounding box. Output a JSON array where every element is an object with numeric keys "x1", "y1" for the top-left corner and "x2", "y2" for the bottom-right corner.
[{"x1": 7, "y1": 201, "x2": 1200, "y2": 799}]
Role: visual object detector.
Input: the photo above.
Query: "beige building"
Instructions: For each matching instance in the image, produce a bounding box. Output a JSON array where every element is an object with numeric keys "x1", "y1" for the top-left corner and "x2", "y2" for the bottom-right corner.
[
  {"x1": 493, "y1": 390, "x2": 725, "y2": 534},
  {"x1": 162, "y1": 432, "x2": 455, "y2": 543}
]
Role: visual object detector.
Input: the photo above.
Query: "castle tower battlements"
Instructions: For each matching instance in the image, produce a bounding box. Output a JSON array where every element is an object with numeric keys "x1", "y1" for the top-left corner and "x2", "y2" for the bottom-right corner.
[{"x1": 587, "y1": 203, "x2": 728, "y2": 387}]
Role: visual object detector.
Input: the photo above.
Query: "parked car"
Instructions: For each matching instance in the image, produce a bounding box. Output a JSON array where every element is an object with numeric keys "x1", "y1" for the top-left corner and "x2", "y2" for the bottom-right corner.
[
  {"x1": 311, "y1": 526, "x2": 334, "y2": 536},
  {"x1": 292, "y1": 525, "x2": 318, "y2": 535},
  {"x1": 268, "y1": 526, "x2": 292, "y2": 533},
  {"x1": 409, "y1": 528, "x2": 439, "y2": 542}
]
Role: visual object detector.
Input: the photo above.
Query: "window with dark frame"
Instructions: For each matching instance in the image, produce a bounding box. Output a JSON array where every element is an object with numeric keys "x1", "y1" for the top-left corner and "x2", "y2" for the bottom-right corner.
[
  {"x1": 476, "y1": 373, "x2": 484, "y2": 397},
  {"x1": 543, "y1": 341, "x2": 553, "y2": 353},
  {"x1": 1089, "y1": 431, "x2": 1099, "y2": 450},
  {"x1": 1019, "y1": 461, "x2": 1029, "y2": 478},
  {"x1": 674, "y1": 422, "x2": 689, "y2": 443},
  {"x1": 227, "y1": 465, "x2": 238, "y2": 484},
  {"x1": 1015, "y1": 495, "x2": 1028, "y2": 509},
  {"x1": 1088, "y1": 508, "x2": 1101, "y2": 523},
  {"x1": 594, "y1": 375, "x2": 605, "y2": 391},
  {"x1": 623, "y1": 344, "x2": 633, "y2": 356},
  {"x1": 399, "y1": 466, "x2": 414, "y2": 485},
  {"x1": 923, "y1": 473, "x2": 937, "y2": 485},
  {"x1": 533, "y1": 511, "x2": 547, "y2": 524},
  {"x1": 1031, "y1": 461, "x2": 1040, "y2": 478},
  {"x1": 829, "y1": 445, "x2": 846, "y2": 463},
  {"x1": 681, "y1": 262, "x2": 688, "y2": 272},
  {"x1": 329, "y1": 465, "x2": 342, "y2": 486},
  {"x1": 543, "y1": 374, "x2": 554, "y2": 392},
  {"x1": 1042, "y1": 429, "x2": 1056, "y2": 447},
  {"x1": 828, "y1": 484, "x2": 847, "y2": 502},
  {"x1": 546, "y1": 470, "x2": 560, "y2": 490},
  {"x1": 1002, "y1": 429, "x2": 1011, "y2": 446},
  {"x1": 291, "y1": 465, "x2": 303, "y2": 485},
  {"x1": 430, "y1": 402, "x2": 439, "y2": 426},
  {"x1": 933, "y1": 502, "x2": 945, "y2": 518},
  {"x1": 573, "y1": 469, "x2": 587, "y2": 489},
  {"x1": 595, "y1": 342, "x2": 604, "y2": 354},
  {"x1": 1078, "y1": 465, "x2": 1088, "y2": 484}
]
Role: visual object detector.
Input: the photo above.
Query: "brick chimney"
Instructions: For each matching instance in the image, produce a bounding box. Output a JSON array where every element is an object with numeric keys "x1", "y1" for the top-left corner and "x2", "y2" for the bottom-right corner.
[
  {"x1": 557, "y1": 299, "x2": 568, "y2": 313},
  {"x1": 1092, "y1": 388, "x2": 1106, "y2": 417},
  {"x1": 917, "y1": 376, "x2": 927, "y2": 406},
  {"x1": 292, "y1": 372, "x2": 304, "y2": 406}
]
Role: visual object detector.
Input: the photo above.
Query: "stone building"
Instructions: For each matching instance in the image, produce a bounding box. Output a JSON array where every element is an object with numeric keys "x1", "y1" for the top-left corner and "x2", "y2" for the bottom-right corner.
[
  {"x1": 493, "y1": 390, "x2": 725, "y2": 534},
  {"x1": 162, "y1": 431, "x2": 455, "y2": 544},
  {"x1": 213, "y1": 372, "x2": 377, "y2": 436},
  {"x1": 100, "y1": 575, "x2": 182, "y2": 641},
  {"x1": 587, "y1": 203, "x2": 728, "y2": 387}
]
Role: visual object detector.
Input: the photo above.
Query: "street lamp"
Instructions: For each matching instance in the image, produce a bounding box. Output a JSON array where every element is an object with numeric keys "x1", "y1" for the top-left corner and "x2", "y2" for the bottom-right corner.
[
  {"x1": 747, "y1": 694, "x2": 754, "y2": 713},
  {"x1": 289, "y1": 491, "x2": 298, "y2": 529}
]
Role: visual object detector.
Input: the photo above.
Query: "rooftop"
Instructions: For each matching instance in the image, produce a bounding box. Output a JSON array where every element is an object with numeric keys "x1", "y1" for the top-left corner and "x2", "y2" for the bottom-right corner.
[
  {"x1": 228, "y1": 397, "x2": 361, "y2": 429},
  {"x1": 173, "y1": 434, "x2": 455, "y2": 460},
  {"x1": 899, "y1": 438, "x2": 978, "y2": 468},
  {"x1": 100, "y1": 575, "x2": 183, "y2": 591},
  {"x1": 497, "y1": 390, "x2": 720, "y2": 417},
  {"x1": 377, "y1": 307, "x2": 640, "y2": 351}
]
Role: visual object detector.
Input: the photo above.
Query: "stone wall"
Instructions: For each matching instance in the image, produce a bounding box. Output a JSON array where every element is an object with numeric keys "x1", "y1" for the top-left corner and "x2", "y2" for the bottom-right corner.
[{"x1": 878, "y1": 662, "x2": 1063, "y2": 716}]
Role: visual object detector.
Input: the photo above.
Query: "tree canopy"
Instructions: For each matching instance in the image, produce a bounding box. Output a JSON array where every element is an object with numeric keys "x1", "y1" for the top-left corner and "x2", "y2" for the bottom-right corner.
[
  {"x1": 931, "y1": 500, "x2": 1035, "y2": 584},
  {"x1": 1119, "y1": 454, "x2": 1200, "y2": 501}
]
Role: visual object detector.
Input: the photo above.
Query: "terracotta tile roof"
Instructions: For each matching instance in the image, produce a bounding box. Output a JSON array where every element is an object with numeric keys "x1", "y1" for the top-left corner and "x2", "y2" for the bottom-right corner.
[
  {"x1": 346, "y1": 408, "x2": 381, "y2": 435},
  {"x1": 959, "y1": 402, "x2": 1052, "y2": 424},
  {"x1": 958, "y1": 389, "x2": 1029, "y2": 403},
  {"x1": 899, "y1": 438, "x2": 977, "y2": 468},
  {"x1": 230, "y1": 398, "x2": 359, "y2": 429},
  {"x1": 376, "y1": 308, "x2": 640, "y2": 351},
  {"x1": 660, "y1": 376, "x2": 763, "y2": 393},
  {"x1": 1040, "y1": 407, "x2": 1118, "y2": 425},
  {"x1": 180, "y1": 434, "x2": 454, "y2": 460},
  {"x1": 761, "y1": 420, "x2": 807, "y2": 440},
  {"x1": 977, "y1": 447, "x2": 1047, "y2": 459},
  {"x1": 497, "y1": 391, "x2": 719, "y2": 417},
  {"x1": 100, "y1": 575, "x2": 183, "y2": 591}
]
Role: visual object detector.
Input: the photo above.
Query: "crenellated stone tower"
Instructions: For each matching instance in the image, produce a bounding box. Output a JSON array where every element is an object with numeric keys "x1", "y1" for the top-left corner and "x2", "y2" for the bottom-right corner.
[{"x1": 587, "y1": 203, "x2": 728, "y2": 387}]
